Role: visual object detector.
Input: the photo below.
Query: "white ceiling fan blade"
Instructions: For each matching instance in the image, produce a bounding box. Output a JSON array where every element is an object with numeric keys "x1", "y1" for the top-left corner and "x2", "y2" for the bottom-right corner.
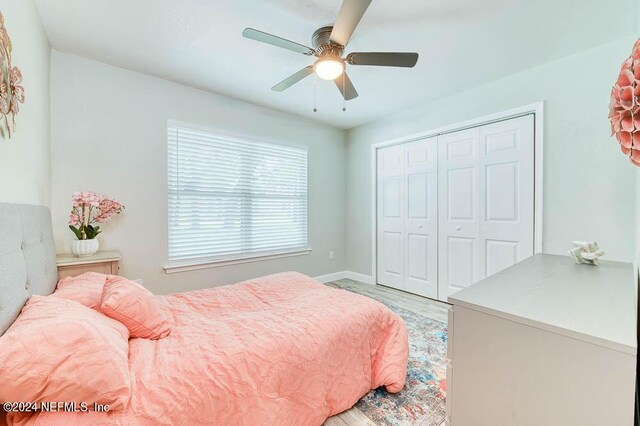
[
  {"x1": 272, "y1": 66, "x2": 314, "y2": 92},
  {"x1": 329, "y1": 0, "x2": 372, "y2": 47},
  {"x1": 334, "y1": 73, "x2": 358, "y2": 100},
  {"x1": 243, "y1": 28, "x2": 315, "y2": 56},
  {"x1": 347, "y1": 52, "x2": 419, "y2": 67}
]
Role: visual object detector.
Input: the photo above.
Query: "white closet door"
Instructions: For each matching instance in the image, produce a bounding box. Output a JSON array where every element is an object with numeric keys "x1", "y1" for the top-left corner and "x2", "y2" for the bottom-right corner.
[
  {"x1": 438, "y1": 115, "x2": 535, "y2": 301},
  {"x1": 479, "y1": 115, "x2": 534, "y2": 278},
  {"x1": 437, "y1": 128, "x2": 481, "y2": 300},
  {"x1": 377, "y1": 138, "x2": 438, "y2": 297},
  {"x1": 377, "y1": 145, "x2": 405, "y2": 289},
  {"x1": 404, "y1": 138, "x2": 438, "y2": 298}
]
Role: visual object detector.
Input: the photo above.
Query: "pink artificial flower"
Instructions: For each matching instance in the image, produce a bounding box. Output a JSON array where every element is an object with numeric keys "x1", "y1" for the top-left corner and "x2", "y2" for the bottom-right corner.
[
  {"x1": 77, "y1": 191, "x2": 100, "y2": 207},
  {"x1": 0, "y1": 25, "x2": 10, "y2": 54},
  {"x1": 92, "y1": 193, "x2": 101, "y2": 206},
  {"x1": 616, "y1": 131, "x2": 632, "y2": 149},
  {"x1": 633, "y1": 39, "x2": 640, "y2": 60},
  {"x1": 0, "y1": 95, "x2": 8, "y2": 116},
  {"x1": 68, "y1": 212, "x2": 81, "y2": 227},
  {"x1": 617, "y1": 69, "x2": 634, "y2": 87},
  {"x1": 609, "y1": 88, "x2": 621, "y2": 114},
  {"x1": 621, "y1": 145, "x2": 631, "y2": 156},
  {"x1": 611, "y1": 110, "x2": 631, "y2": 133},
  {"x1": 619, "y1": 86, "x2": 635, "y2": 110},
  {"x1": 72, "y1": 191, "x2": 84, "y2": 208},
  {"x1": 0, "y1": 79, "x2": 9, "y2": 115},
  {"x1": 610, "y1": 38, "x2": 640, "y2": 166},
  {"x1": 9, "y1": 67, "x2": 24, "y2": 114},
  {"x1": 621, "y1": 112, "x2": 636, "y2": 132},
  {"x1": 93, "y1": 196, "x2": 125, "y2": 224}
]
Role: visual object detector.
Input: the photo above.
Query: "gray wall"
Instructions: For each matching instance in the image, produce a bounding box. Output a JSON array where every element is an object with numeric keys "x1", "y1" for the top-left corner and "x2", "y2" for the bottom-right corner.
[
  {"x1": 346, "y1": 35, "x2": 639, "y2": 277},
  {"x1": 50, "y1": 51, "x2": 347, "y2": 294}
]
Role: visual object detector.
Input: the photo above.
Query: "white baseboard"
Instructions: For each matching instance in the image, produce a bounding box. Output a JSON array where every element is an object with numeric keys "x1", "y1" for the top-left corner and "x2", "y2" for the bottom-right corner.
[
  {"x1": 313, "y1": 271, "x2": 348, "y2": 283},
  {"x1": 313, "y1": 270, "x2": 374, "y2": 285},
  {"x1": 344, "y1": 271, "x2": 374, "y2": 285}
]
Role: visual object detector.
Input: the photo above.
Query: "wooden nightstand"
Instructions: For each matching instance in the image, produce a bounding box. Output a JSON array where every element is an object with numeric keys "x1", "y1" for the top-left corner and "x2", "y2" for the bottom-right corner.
[{"x1": 56, "y1": 250, "x2": 121, "y2": 279}]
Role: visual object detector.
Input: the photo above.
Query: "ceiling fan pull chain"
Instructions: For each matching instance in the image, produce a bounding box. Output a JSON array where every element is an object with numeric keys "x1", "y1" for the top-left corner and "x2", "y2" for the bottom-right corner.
[
  {"x1": 313, "y1": 78, "x2": 318, "y2": 113},
  {"x1": 342, "y1": 76, "x2": 347, "y2": 112}
]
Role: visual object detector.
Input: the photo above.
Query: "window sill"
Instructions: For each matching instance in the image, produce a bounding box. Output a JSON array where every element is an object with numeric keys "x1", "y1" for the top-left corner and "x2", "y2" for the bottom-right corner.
[{"x1": 163, "y1": 247, "x2": 313, "y2": 274}]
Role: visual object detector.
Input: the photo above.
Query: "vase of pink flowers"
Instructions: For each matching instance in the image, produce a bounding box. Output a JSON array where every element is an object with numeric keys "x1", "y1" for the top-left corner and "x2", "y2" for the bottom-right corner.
[{"x1": 68, "y1": 191, "x2": 125, "y2": 257}]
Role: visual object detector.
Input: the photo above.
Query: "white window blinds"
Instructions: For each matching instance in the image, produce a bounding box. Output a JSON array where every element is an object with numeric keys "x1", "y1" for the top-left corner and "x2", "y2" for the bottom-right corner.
[{"x1": 168, "y1": 125, "x2": 308, "y2": 265}]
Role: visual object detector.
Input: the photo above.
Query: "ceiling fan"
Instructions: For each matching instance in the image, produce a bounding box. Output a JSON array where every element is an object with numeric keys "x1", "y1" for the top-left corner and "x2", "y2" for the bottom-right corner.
[{"x1": 242, "y1": 0, "x2": 418, "y2": 101}]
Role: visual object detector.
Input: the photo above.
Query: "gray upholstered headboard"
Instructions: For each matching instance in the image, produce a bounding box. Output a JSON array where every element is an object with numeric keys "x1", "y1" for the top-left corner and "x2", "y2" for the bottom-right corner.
[{"x1": 0, "y1": 203, "x2": 58, "y2": 335}]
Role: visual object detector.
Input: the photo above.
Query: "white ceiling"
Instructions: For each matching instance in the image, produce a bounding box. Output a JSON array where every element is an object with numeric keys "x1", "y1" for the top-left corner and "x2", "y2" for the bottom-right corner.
[{"x1": 35, "y1": 0, "x2": 638, "y2": 130}]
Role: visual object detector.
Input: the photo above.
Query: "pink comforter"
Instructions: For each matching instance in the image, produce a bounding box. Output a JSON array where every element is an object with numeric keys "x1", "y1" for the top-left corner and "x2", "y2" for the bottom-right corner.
[{"x1": 10, "y1": 272, "x2": 408, "y2": 426}]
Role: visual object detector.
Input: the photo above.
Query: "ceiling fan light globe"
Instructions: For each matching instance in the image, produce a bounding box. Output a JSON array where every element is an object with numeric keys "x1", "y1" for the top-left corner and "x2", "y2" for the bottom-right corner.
[{"x1": 314, "y1": 58, "x2": 345, "y2": 80}]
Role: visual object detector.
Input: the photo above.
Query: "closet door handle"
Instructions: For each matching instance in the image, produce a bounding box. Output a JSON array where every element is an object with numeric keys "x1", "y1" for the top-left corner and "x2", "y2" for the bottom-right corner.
[{"x1": 456, "y1": 226, "x2": 462, "y2": 231}]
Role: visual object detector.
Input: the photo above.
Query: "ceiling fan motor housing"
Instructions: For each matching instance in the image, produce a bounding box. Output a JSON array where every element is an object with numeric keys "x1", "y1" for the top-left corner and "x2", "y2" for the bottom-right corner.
[{"x1": 312, "y1": 26, "x2": 343, "y2": 57}]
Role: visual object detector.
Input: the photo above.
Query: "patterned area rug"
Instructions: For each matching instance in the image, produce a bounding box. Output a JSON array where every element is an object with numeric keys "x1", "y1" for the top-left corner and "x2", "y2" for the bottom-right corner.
[{"x1": 328, "y1": 282, "x2": 448, "y2": 426}]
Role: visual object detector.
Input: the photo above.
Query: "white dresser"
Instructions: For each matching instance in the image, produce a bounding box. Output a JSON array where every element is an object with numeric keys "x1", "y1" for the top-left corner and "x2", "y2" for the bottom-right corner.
[{"x1": 446, "y1": 254, "x2": 637, "y2": 426}]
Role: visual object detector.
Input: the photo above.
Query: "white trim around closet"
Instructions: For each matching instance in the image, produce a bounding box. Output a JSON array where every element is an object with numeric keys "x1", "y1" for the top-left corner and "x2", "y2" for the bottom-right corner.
[{"x1": 369, "y1": 102, "x2": 545, "y2": 288}]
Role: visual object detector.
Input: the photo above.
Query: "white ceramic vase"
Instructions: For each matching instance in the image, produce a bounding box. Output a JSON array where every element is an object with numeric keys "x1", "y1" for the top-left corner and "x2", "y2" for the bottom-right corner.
[{"x1": 72, "y1": 238, "x2": 99, "y2": 257}]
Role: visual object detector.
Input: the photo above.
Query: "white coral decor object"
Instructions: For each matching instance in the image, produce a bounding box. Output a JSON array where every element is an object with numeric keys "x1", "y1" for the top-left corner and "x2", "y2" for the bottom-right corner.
[{"x1": 568, "y1": 241, "x2": 604, "y2": 266}]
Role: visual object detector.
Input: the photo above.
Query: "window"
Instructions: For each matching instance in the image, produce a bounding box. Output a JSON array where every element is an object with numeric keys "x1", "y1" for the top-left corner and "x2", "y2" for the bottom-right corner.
[{"x1": 167, "y1": 124, "x2": 308, "y2": 270}]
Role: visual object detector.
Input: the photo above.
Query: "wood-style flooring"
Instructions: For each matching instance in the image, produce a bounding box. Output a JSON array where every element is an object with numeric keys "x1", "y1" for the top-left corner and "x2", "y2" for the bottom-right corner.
[{"x1": 322, "y1": 279, "x2": 449, "y2": 426}]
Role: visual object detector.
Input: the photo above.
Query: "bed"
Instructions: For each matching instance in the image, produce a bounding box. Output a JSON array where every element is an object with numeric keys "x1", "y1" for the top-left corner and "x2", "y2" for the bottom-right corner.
[{"x1": 0, "y1": 204, "x2": 409, "y2": 426}]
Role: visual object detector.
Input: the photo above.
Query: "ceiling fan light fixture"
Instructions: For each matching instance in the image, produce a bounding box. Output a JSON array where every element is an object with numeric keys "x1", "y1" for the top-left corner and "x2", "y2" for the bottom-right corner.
[{"x1": 313, "y1": 57, "x2": 345, "y2": 81}]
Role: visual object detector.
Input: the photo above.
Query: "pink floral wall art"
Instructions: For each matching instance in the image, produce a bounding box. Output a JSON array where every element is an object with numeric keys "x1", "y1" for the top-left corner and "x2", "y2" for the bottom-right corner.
[
  {"x1": 0, "y1": 11, "x2": 24, "y2": 138},
  {"x1": 610, "y1": 38, "x2": 640, "y2": 166}
]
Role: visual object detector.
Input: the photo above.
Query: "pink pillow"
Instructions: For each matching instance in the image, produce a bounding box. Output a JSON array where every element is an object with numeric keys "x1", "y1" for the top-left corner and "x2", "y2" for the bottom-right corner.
[
  {"x1": 53, "y1": 272, "x2": 108, "y2": 309},
  {"x1": 100, "y1": 276, "x2": 171, "y2": 340},
  {"x1": 0, "y1": 296, "x2": 131, "y2": 410}
]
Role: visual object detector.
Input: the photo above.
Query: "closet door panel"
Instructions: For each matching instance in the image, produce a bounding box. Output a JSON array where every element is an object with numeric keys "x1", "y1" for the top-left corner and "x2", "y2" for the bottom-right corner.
[
  {"x1": 485, "y1": 162, "x2": 518, "y2": 221},
  {"x1": 381, "y1": 230, "x2": 403, "y2": 275},
  {"x1": 407, "y1": 234, "x2": 429, "y2": 279},
  {"x1": 485, "y1": 239, "x2": 518, "y2": 276},
  {"x1": 447, "y1": 167, "x2": 475, "y2": 220},
  {"x1": 404, "y1": 138, "x2": 438, "y2": 298},
  {"x1": 447, "y1": 236, "x2": 476, "y2": 288},
  {"x1": 438, "y1": 128, "x2": 481, "y2": 300},
  {"x1": 479, "y1": 115, "x2": 535, "y2": 278},
  {"x1": 377, "y1": 145, "x2": 405, "y2": 289}
]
